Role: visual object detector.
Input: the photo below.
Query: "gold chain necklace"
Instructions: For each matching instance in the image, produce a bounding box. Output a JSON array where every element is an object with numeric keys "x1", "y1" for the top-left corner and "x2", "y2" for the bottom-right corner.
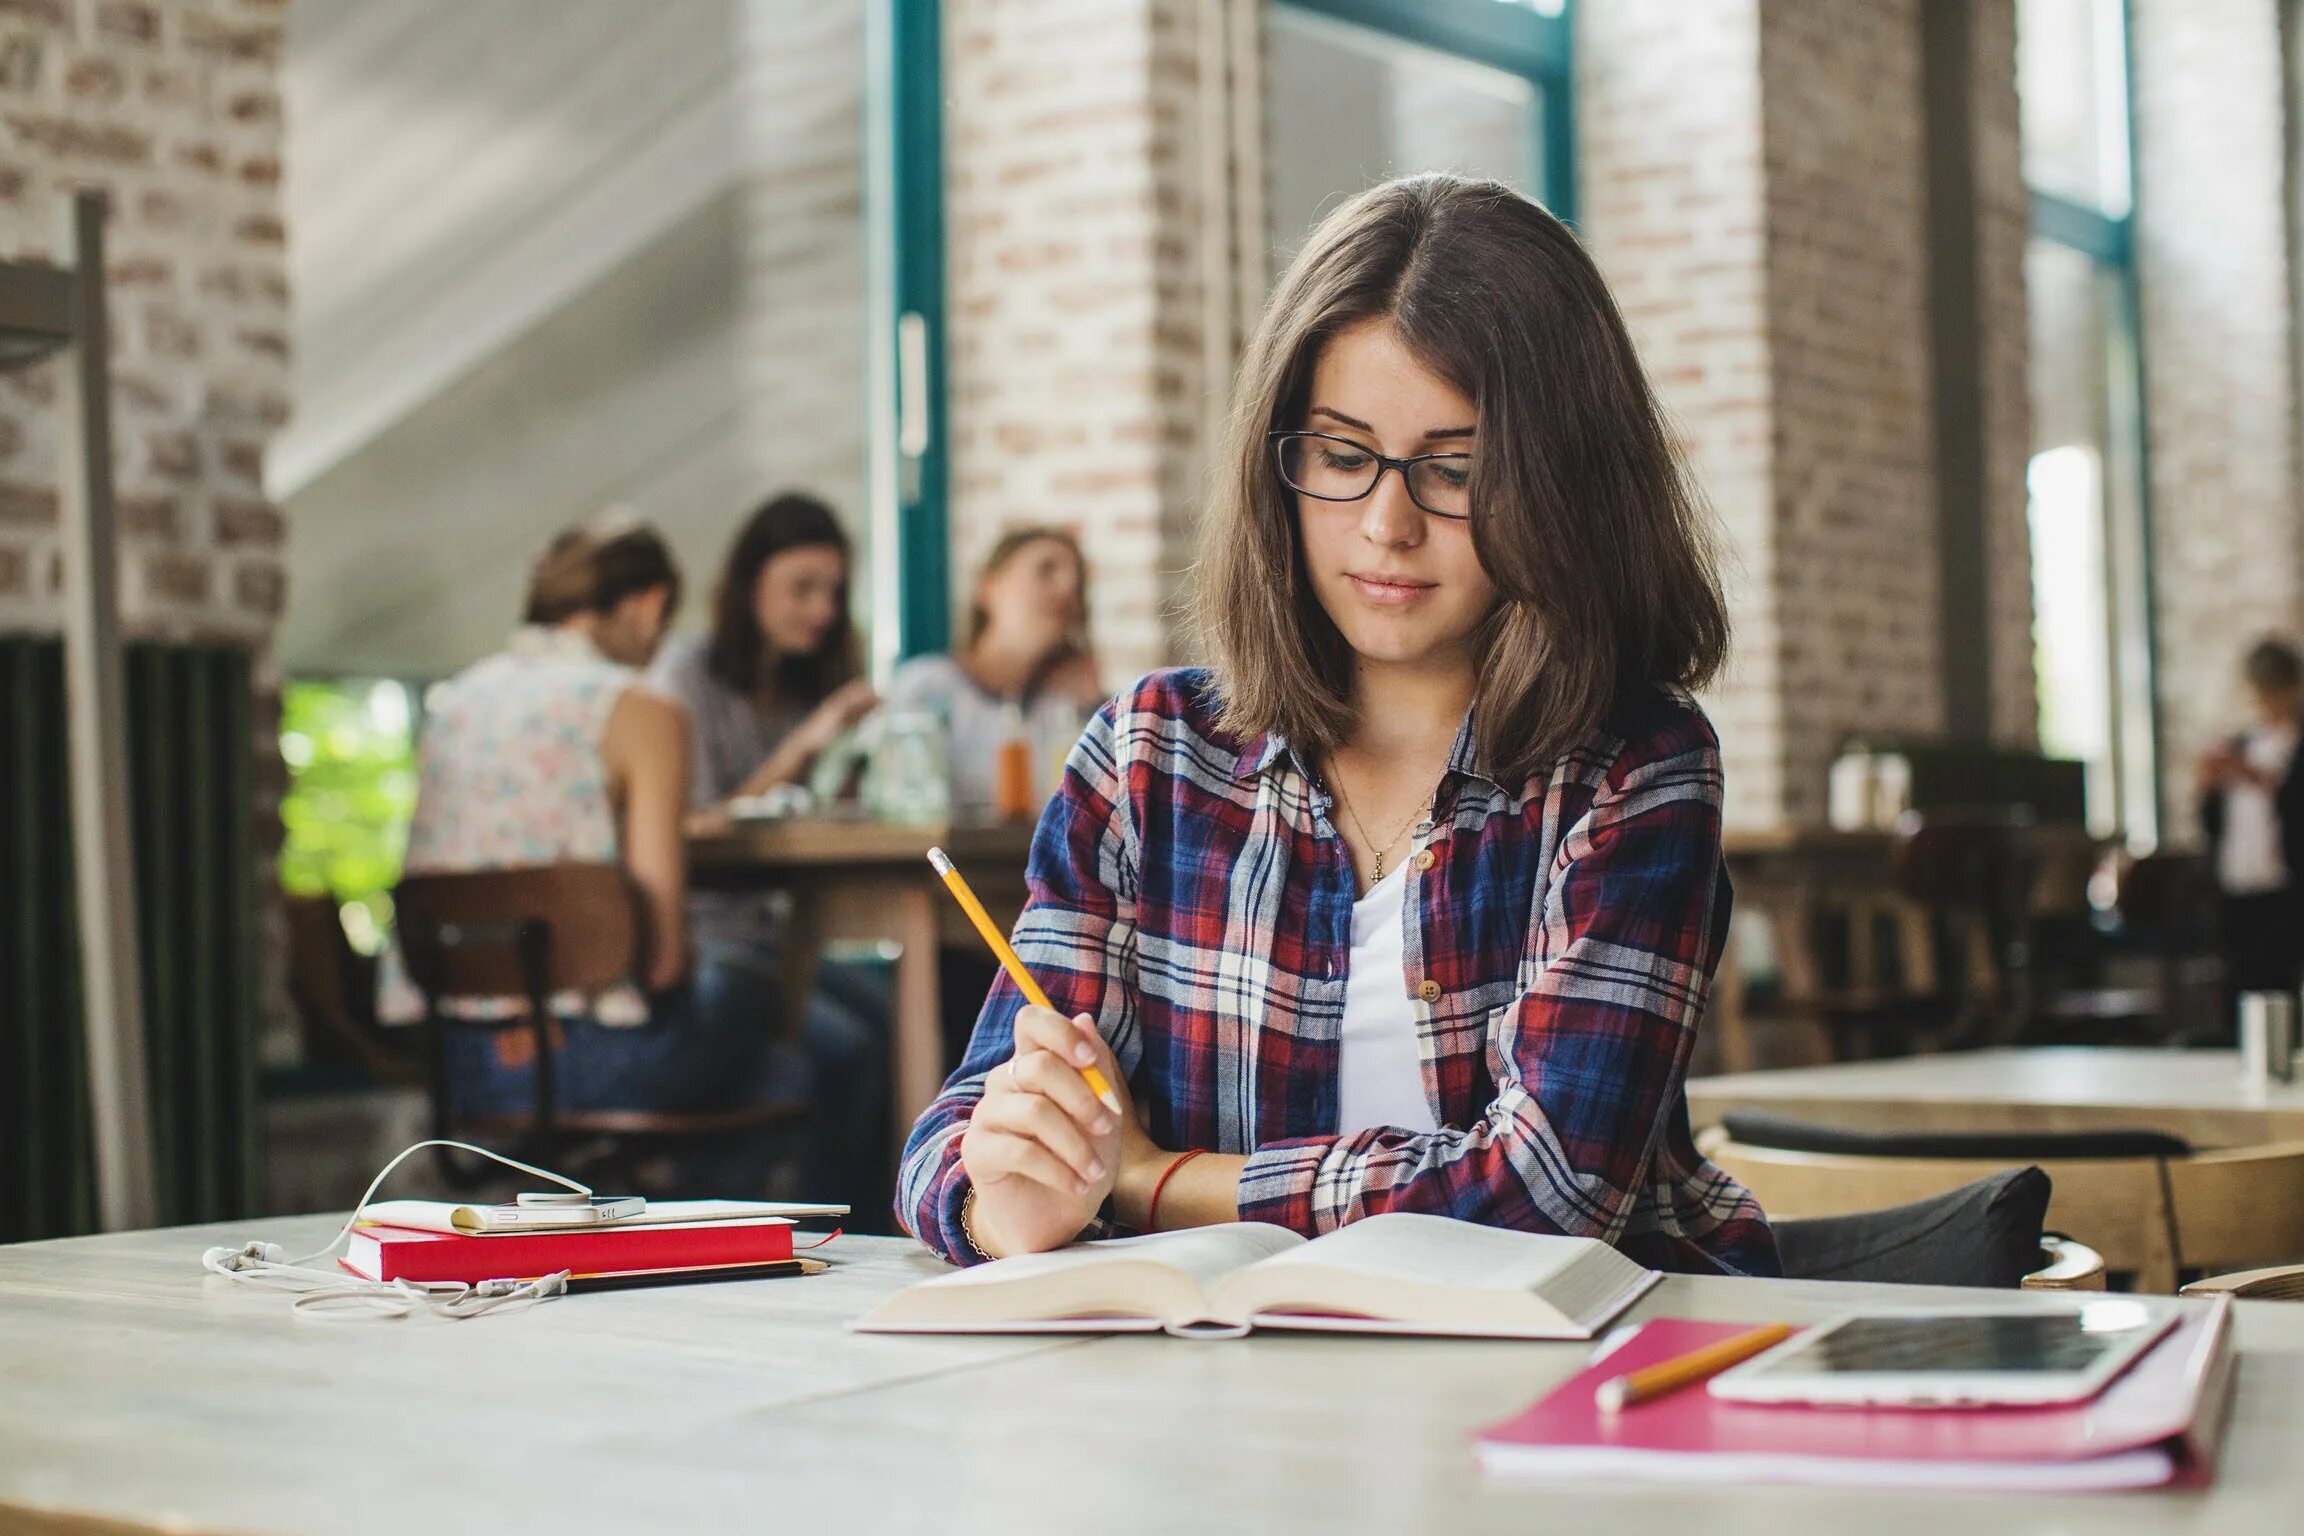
[{"x1": 1328, "y1": 771, "x2": 1436, "y2": 884}]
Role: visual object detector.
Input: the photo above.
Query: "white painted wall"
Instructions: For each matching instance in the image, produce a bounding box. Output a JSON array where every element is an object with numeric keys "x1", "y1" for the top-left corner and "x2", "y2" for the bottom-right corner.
[{"x1": 279, "y1": 0, "x2": 870, "y2": 678}]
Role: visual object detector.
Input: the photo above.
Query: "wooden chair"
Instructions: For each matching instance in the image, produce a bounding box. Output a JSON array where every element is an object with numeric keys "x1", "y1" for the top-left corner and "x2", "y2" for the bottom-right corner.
[
  {"x1": 1706, "y1": 1127, "x2": 2304, "y2": 1294},
  {"x1": 2025, "y1": 1235, "x2": 2107, "y2": 1291},
  {"x1": 395, "y1": 864, "x2": 806, "y2": 1191},
  {"x1": 284, "y1": 893, "x2": 421, "y2": 1087}
]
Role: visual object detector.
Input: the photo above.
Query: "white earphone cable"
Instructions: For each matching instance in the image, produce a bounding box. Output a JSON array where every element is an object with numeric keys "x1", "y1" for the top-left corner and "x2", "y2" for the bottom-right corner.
[{"x1": 199, "y1": 1139, "x2": 588, "y2": 1322}]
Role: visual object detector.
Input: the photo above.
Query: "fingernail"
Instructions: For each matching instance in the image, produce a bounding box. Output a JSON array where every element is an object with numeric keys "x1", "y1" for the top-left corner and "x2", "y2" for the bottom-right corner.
[
  {"x1": 1073, "y1": 1042, "x2": 1095, "y2": 1065},
  {"x1": 1086, "y1": 1160, "x2": 1105, "y2": 1180},
  {"x1": 1094, "y1": 1116, "x2": 1114, "y2": 1135}
]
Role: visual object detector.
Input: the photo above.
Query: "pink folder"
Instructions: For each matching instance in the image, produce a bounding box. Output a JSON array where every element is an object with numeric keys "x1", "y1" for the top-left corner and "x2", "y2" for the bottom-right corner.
[{"x1": 1476, "y1": 1299, "x2": 2236, "y2": 1492}]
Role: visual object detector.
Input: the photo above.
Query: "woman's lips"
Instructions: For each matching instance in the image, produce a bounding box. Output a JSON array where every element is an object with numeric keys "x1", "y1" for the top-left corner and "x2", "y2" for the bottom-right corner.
[{"x1": 1346, "y1": 573, "x2": 1437, "y2": 606}]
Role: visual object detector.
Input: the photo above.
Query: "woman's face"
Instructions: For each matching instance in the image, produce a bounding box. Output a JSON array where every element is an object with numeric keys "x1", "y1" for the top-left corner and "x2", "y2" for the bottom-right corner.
[
  {"x1": 753, "y1": 543, "x2": 847, "y2": 660},
  {"x1": 1290, "y1": 317, "x2": 1497, "y2": 673},
  {"x1": 978, "y1": 537, "x2": 1084, "y2": 656}
]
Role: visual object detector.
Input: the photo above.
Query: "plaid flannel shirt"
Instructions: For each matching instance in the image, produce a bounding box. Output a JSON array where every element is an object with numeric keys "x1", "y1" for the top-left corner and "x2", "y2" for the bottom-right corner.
[{"x1": 897, "y1": 668, "x2": 1779, "y2": 1277}]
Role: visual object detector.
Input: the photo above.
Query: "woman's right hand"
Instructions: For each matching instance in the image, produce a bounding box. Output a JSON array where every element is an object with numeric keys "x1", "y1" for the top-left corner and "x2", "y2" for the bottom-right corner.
[
  {"x1": 793, "y1": 679, "x2": 880, "y2": 757},
  {"x1": 959, "y1": 1007, "x2": 1125, "y2": 1257}
]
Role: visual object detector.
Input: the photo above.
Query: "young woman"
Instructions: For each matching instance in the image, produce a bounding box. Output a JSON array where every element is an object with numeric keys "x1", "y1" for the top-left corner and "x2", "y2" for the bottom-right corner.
[
  {"x1": 897, "y1": 174, "x2": 1778, "y2": 1276},
  {"x1": 883, "y1": 526, "x2": 1105, "y2": 815},
  {"x1": 651, "y1": 492, "x2": 889, "y2": 1218}
]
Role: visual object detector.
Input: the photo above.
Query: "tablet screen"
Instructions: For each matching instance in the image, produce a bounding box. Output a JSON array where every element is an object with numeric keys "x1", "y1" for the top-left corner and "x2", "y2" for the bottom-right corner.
[{"x1": 1761, "y1": 1305, "x2": 2161, "y2": 1376}]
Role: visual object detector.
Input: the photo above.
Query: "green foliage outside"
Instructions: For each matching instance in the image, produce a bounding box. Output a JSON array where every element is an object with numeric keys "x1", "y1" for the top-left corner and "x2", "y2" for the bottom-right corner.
[{"x1": 278, "y1": 679, "x2": 418, "y2": 955}]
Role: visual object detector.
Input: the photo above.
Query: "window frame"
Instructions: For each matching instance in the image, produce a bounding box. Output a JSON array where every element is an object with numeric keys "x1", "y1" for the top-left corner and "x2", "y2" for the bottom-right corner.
[
  {"x1": 1273, "y1": 0, "x2": 1578, "y2": 227},
  {"x1": 2024, "y1": 0, "x2": 2160, "y2": 847}
]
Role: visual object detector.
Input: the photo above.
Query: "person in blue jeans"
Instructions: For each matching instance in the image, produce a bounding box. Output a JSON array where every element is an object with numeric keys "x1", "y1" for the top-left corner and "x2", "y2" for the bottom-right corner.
[
  {"x1": 402, "y1": 517, "x2": 813, "y2": 1195},
  {"x1": 649, "y1": 493, "x2": 895, "y2": 1225}
]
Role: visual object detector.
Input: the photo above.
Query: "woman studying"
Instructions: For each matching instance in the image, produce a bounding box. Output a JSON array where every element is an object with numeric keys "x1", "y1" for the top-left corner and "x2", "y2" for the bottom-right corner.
[{"x1": 896, "y1": 174, "x2": 1777, "y2": 1276}]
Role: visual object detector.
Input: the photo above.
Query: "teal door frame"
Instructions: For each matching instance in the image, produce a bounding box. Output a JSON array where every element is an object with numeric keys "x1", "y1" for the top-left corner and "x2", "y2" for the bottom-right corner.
[{"x1": 869, "y1": 0, "x2": 951, "y2": 670}]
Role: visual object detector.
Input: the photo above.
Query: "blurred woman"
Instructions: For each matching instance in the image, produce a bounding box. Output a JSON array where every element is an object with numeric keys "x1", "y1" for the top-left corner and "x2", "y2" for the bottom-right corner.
[
  {"x1": 651, "y1": 492, "x2": 889, "y2": 1220},
  {"x1": 2199, "y1": 637, "x2": 2304, "y2": 1007},
  {"x1": 883, "y1": 526, "x2": 1105, "y2": 816},
  {"x1": 394, "y1": 518, "x2": 805, "y2": 1185}
]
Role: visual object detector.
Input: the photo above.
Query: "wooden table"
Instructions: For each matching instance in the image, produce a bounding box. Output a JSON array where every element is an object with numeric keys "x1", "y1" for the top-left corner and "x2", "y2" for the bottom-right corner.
[
  {"x1": 688, "y1": 817, "x2": 1038, "y2": 1138},
  {"x1": 7, "y1": 1218, "x2": 2304, "y2": 1534},
  {"x1": 1689, "y1": 1047, "x2": 2304, "y2": 1148},
  {"x1": 1714, "y1": 828, "x2": 1905, "y2": 1071}
]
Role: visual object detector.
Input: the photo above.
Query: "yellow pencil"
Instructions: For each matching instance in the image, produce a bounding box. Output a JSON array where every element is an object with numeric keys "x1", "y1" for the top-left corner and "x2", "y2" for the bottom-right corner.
[
  {"x1": 927, "y1": 847, "x2": 1124, "y2": 1116},
  {"x1": 1596, "y1": 1322, "x2": 1794, "y2": 1413}
]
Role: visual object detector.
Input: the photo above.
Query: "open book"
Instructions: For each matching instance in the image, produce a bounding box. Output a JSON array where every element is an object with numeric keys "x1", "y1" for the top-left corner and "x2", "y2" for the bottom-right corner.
[{"x1": 856, "y1": 1212, "x2": 1660, "y2": 1340}]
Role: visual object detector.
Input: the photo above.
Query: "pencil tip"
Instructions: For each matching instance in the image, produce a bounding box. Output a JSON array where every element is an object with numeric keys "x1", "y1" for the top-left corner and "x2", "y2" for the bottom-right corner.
[
  {"x1": 926, "y1": 847, "x2": 952, "y2": 875},
  {"x1": 1596, "y1": 1382, "x2": 1628, "y2": 1414}
]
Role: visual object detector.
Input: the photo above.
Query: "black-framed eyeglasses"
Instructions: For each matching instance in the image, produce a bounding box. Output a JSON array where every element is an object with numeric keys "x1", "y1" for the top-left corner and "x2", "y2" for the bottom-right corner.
[{"x1": 1268, "y1": 430, "x2": 1473, "y2": 521}]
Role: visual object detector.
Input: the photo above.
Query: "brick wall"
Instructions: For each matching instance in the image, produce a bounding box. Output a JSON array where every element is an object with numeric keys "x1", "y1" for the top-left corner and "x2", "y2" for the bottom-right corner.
[
  {"x1": 0, "y1": 0, "x2": 290, "y2": 1042},
  {"x1": 0, "y1": 0, "x2": 289, "y2": 647},
  {"x1": 1577, "y1": 0, "x2": 1782, "y2": 830},
  {"x1": 1971, "y1": 0, "x2": 2039, "y2": 750},
  {"x1": 2130, "y1": 0, "x2": 2302, "y2": 842},
  {"x1": 943, "y1": 0, "x2": 1255, "y2": 684},
  {"x1": 1759, "y1": 0, "x2": 1945, "y2": 825},
  {"x1": 944, "y1": 0, "x2": 1173, "y2": 681}
]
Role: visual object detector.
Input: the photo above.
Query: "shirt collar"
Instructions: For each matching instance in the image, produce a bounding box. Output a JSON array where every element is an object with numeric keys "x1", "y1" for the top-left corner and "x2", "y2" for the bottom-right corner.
[
  {"x1": 507, "y1": 624, "x2": 609, "y2": 664},
  {"x1": 1233, "y1": 708, "x2": 1505, "y2": 792}
]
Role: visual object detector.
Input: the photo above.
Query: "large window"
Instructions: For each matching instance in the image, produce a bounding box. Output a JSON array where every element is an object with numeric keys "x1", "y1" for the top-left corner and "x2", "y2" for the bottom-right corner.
[
  {"x1": 2019, "y1": 0, "x2": 2156, "y2": 845},
  {"x1": 1266, "y1": 0, "x2": 1574, "y2": 263}
]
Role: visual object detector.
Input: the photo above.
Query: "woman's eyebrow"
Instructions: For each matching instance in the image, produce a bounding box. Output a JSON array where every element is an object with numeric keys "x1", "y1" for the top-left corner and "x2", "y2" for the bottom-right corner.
[{"x1": 1308, "y1": 405, "x2": 1477, "y2": 440}]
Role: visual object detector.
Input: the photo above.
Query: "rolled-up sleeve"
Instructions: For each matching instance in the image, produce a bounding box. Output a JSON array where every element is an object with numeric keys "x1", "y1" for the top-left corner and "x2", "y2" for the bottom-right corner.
[
  {"x1": 1236, "y1": 737, "x2": 1731, "y2": 1251},
  {"x1": 894, "y1": 697, "x2": 1142, "y2": 1263}
]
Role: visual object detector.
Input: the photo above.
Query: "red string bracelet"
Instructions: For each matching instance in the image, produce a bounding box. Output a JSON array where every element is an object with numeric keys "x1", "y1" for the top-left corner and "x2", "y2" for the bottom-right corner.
[{"x1": 1145, "y1": 1149, "x2": 1206, "y2": 1233}]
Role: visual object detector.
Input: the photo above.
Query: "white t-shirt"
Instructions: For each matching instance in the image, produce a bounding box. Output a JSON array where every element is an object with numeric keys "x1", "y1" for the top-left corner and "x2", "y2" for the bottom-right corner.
[
  {"x1": 1336, "y1": 864, "x2": 1438, "y2": 1133},
  {"x1": 2218, "y1": 721, "x2": 2301, "y2": 895}
]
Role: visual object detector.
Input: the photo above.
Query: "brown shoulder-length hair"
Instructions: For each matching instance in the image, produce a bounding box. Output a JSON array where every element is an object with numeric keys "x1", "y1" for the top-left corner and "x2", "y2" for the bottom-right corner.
[
  {"x1": 1192, "y1": 174, "x2": 1729, "y2": 785},
  {"x1": 704, "y1": 492, "x2": 862, "y2": 706},
  {"x1": 523, "y1": 515, "x2": 682, "y2": 626}
]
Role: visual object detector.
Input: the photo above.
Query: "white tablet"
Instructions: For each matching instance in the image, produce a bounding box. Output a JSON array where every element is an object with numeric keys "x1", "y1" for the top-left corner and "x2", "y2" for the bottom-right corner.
[{"x1": 1707, "y1": 1301, "x2": 2179, "y2": 1408}]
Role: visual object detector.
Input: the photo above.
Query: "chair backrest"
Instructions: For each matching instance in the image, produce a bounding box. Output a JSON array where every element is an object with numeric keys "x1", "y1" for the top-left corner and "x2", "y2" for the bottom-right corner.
[
  {"x1": 395, "y1": 864, "x2": 641, "y2": 1003},
  {"x1": 2161, "y1": 1139, "x2": 2304, "y2": 1277},
  {"x1": 1771, "y1": 1167, "x2": 2052, "y2": 1288},
  {"x1": 1703, "y1": 1131, "x2": 2180, "y2": 1290},
  {"x1": 1719, "y1": 1111, "x2": 2192, "y2": 1163},
  {"x1": 284, "y1": 894, "x2": 419, "y2": 1085}
]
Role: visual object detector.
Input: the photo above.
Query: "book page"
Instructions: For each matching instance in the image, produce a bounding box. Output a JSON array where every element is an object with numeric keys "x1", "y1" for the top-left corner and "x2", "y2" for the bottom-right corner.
[
  {"x1": 922, "y1": 1222, "x2": 1304, "y2": 1293},
  {"x1": 1247, "y1": 1212, "x2": 1586, "y2": 1290},
  {"x1": 851, "y1": 1223, "x2": 1304, "y2": 1333},
  {"x1": 1214, "y1": 1212, "x2": 1655, "y2": 1338}
]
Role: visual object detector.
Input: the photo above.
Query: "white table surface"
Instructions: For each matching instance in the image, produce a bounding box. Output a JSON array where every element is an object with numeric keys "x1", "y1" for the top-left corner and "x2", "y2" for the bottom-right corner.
[
  {"x1": 1688, "y1": 1047, "x2": 2304, "y2": 1146},
  {"x1": 5, "y1": 1217, "x2": 2304, "y2": 1535}
]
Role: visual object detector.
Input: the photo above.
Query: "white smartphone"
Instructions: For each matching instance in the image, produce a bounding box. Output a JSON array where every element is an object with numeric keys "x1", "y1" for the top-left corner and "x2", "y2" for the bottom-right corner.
[
  {"x1": 471, "y1": 1195, "x2": 646, "y2": 1230},
  {"x1": 1707, "y1": 1301, "x2": 2179, "y2": 1409}
]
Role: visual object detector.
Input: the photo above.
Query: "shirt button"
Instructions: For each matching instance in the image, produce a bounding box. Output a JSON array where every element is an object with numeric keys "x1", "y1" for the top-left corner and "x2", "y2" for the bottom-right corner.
[
  {"x1": 1413, "y1": 848, "x2": 1437, "y2": 873},
  {"x1": 1417, "y1": 979, "x2": 1442, "y2": 1003}
]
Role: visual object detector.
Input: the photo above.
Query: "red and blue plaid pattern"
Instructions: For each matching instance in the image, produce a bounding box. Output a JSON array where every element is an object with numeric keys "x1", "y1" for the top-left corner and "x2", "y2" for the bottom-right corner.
[{"x1": 899, "y1": 669, "x2": 1778, "y2": 1277}]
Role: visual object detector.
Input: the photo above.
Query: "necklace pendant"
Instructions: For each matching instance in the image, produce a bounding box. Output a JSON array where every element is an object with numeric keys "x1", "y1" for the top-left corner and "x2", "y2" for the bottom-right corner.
[{"x1": 1372, "y1": 851, "x2": 1384, "y2": 881}]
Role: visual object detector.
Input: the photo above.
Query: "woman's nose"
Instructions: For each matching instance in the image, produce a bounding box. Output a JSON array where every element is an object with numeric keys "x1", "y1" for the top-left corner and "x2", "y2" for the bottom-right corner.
[{"x1": 1358, "y1": 468, "x2": 1426, "y2": 546}]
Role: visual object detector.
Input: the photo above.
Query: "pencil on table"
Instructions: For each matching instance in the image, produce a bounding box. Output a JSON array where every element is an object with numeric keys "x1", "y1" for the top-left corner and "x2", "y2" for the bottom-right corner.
[
  {"x1": 1596, "y1": 1322, "x2": 1794, "y2": 1413},
  {"x1": 927, "y1": 847, "x2": 1125, "y2": 1116}
]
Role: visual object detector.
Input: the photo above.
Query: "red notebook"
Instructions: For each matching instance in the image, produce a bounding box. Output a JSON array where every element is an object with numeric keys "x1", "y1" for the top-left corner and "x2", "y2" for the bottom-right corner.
[
  {"x1": 1476, "y1": 1300, "x2": 2236, "y2": 1492},
  {"x1": 342, "y1": 1218, "x2": 796, "y2": 1284}
]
